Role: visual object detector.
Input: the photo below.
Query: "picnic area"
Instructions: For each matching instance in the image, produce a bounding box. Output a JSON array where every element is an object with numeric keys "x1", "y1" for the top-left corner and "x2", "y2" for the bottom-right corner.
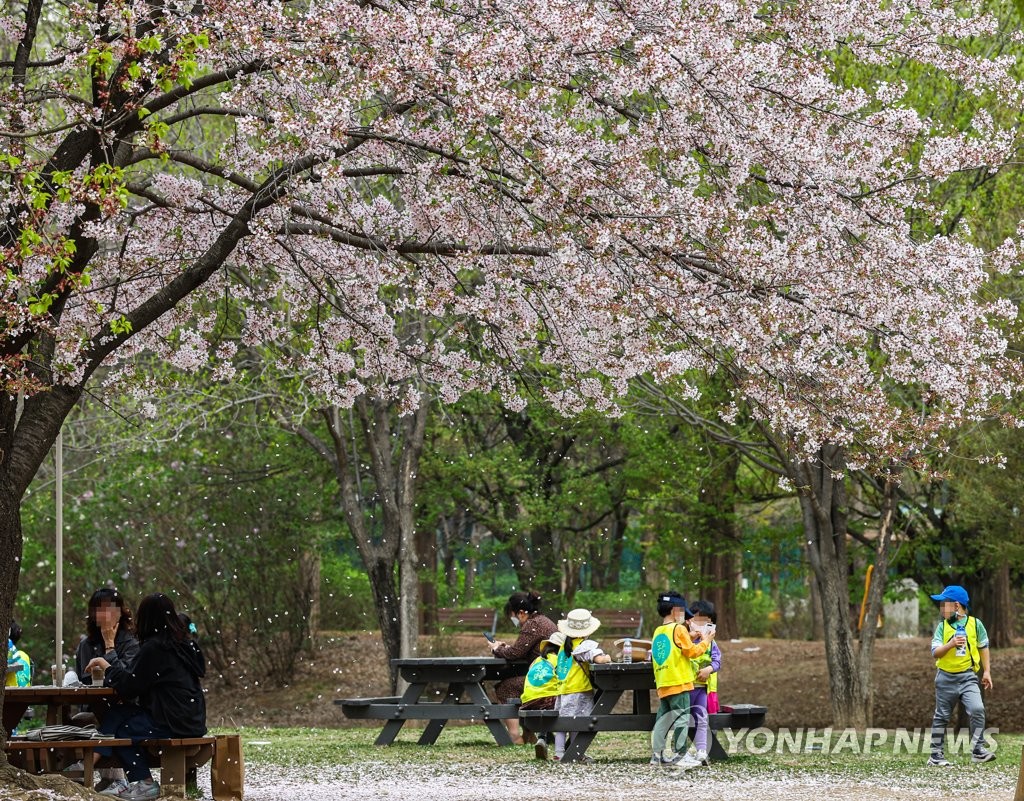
[{"x1": 6, "y1": 634, "x2": 1024, "y2": 801}]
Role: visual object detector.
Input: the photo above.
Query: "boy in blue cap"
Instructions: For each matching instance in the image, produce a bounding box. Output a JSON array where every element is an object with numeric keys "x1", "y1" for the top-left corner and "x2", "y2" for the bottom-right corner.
[{"x1": 928, "y1": 584, "x2": 994, "y2": 766}]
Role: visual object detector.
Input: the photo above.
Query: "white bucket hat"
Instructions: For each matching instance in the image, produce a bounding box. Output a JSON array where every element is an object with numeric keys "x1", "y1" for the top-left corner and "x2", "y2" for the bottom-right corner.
[{"x1": 557, "y1": 608, "x2": 601, "y2": 639}]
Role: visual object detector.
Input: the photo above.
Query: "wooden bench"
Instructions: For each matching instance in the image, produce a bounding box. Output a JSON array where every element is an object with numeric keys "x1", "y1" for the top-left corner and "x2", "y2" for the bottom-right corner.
[
  {"x1": 592, "y1": 608, "x2": 645, "y2": 638},
  {"x1": 436, "y1": 607, "x2": 498, "y2": 636},
  {"x1": 5, "y1": 737, "x2": 132, "y2": 786},
  {"x1": 335, "y1": 696, "x2": 403, "y2": 718},
  {"x1": 7, "y1": 733, "x2": 241, "y2": 798},
  {"x1": 139, "y1": 736, "x2": 217, "y2": 797}
]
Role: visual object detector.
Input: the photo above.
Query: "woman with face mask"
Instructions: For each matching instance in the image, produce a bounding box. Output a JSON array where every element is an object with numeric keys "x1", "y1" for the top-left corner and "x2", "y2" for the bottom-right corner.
[{"x1": 487, "y1": 590, "x2": 557, "y2": 746}]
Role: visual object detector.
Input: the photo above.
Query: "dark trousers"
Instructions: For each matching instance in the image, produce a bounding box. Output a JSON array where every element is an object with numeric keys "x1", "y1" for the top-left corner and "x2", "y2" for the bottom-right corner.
[{"x1": 96, "y1": 704, "x2": 173, "y2": 782}]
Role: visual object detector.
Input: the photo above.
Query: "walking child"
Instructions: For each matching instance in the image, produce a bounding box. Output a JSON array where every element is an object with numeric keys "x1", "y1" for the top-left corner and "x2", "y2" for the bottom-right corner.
[{"x1": 927, "y1": 585, "x2": 995, "y2": 765}]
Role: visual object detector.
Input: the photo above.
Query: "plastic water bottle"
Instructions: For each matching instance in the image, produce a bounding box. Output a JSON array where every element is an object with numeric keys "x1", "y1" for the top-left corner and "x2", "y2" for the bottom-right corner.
[
  {"x1": 955, "y1": 622, "x2": 967, "y2": 657},
  {"x1": 622, "y1": 638, "x2": 633, "y2": 663}
]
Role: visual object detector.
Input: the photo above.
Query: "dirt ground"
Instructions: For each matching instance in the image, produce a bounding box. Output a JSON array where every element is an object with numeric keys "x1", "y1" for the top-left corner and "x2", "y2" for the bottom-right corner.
[{"x1": 204, "y1": 633, "x2": 1024, "y2": 732}]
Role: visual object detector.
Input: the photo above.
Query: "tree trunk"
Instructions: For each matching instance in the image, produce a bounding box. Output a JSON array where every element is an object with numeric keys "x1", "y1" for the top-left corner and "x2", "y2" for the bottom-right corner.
[
  {"x1": 300, "y1": 550, "x2": 321, "y2": 644},
  {"x1": 698, "y1": 443, "x2": 741, "y2": 639},
  {"x1": 808, "y1": 567, "x2": 825, "y2": 640},
  {"x1": 974, "y1": 563, "x2": 1014, "y2": 648},
  {"x1": 853, "y1": 473, "x2": 898, "y2": 729},
  {"x1": 418, "y1": 527, "x2": 438, "y2": 635},
  {"x1": 0, "y1": 482, "x2": 23, "y2": 760},
  {"x1": 285, "y1": 387, "x2": 428, "y2": 692},
  {"x1": 365, "y1": 554, "x2": 402, "y2": 687},
  {"x1": 464, "y1": 521, "x2": 483, "y2": 599},
  {"x1": 701, "y1": 551, "x2": 740, "y2": 640},
  {"x1": 530, "y1": 526, "x2": 561, "y2": 597},
  {"x1": 793, "y1": 445, "x2": 875, "y2": 728}
]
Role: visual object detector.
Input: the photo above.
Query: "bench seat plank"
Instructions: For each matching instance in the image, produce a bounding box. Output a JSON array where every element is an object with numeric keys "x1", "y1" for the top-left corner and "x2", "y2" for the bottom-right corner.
[{"x1": 5, "y1": 737, "x2": 133, "y2": 786}]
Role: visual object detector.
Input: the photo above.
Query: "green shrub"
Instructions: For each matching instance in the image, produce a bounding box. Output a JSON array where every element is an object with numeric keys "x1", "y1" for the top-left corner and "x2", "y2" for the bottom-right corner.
[
  {"x1": 735, "y1": 589, "x2": 776, "y2": 638},
  {"x1": 319, "y1": 552, "x2": 378, "y2": 632}
]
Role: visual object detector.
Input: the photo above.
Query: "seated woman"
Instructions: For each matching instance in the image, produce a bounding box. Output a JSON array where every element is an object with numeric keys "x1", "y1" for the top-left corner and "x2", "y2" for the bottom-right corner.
[
  {"x1": 73, "y1": 588, "x2": 140, "y2": 793},
  {"x1": 87, "y1": 593, "x2": 206, "y2": 801},
  {"x1": 488, "y1": 590, "x2": 557, "y2": 745},
  {"x1": 75, "y1": 588, "x2": 140, "y2": 683}
]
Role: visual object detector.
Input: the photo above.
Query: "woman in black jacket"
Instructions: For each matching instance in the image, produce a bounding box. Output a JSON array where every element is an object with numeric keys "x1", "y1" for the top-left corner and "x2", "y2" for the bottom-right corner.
[
  {"x1": 88, "y1": 593, "x2": 206, "y2": 800},
  {"x1": 75, "y1": 587, "x2": 140, "y2": 682}
]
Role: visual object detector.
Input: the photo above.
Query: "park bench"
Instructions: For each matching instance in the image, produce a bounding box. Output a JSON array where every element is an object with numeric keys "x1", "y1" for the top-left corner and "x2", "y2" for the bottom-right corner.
[
  {"x1": 592, "y1": 608, "x2": 645, "y2": 639},
  {"x1": 7, "y1": 734, "x2": 240, "y2": 798},
  {"x1": 5, "y1": 737, "x2": 132, "y2": 786},
  {"x1": 517, "y1": 663, "x2": 767, "y2": 763},
  {"x1": 137, "y1": 736, "x2": 219, "y2": 796},
  {"x1": 436, "y1": 606, "x2": 499, "y2": 636},
  {"x1": 336, "y1": 657, "x2": 526, "y2": 746}
]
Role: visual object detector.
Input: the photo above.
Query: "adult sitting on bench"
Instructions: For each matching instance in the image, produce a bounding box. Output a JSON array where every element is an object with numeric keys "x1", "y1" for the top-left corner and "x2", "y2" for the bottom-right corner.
[
  {"x1": 486, "y1": 590, "x2": 557, "y2": 745},
  {"x1": 86, "y1": 593, "x2": 206, "y2": 801}
]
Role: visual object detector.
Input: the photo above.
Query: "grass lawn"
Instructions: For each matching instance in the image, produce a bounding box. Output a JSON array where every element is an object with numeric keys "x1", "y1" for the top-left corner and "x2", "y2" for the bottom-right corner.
[{"x1": 221, "y1": 726, "x2": 1024, "y2": 800}]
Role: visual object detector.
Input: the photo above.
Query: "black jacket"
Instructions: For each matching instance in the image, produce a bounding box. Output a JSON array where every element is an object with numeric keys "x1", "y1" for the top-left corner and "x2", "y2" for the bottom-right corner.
[
  {"x1": 104, "y1": 632, "x2": 207, "y2": 737},
  {"x1": 76, "y1": 628, "x2": 140, "y2": 682}
]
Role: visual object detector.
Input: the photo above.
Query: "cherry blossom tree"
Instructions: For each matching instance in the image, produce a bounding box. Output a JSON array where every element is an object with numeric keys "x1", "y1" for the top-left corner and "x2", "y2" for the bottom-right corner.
[{"x1": 2, "y1": 0, "x2": 1023, "y2": 741}]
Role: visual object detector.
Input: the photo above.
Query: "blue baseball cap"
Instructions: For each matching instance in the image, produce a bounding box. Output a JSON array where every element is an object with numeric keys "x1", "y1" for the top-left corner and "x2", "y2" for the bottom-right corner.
[
  {"x1": 659, "y1": 592, "x2": 694, "y2": 618},
  {"x1": 930, "y1": 585, "x2": 969, "y2": 607}
]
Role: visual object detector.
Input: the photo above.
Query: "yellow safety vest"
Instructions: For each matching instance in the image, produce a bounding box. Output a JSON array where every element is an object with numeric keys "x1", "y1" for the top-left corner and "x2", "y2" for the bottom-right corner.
[
  {"x1": 935, "y1": 617, "x2": 980, "y2": 674},
  {"x1": 5, "y1": 649, "x2": 31, "y2": 688},
  {"x1": 691, "y1": 646, "x2": 717, "y2": 691},
  {"x1": 651, "y1": 622, "x2": 696, "y2": 689},
  {"x1": 555, "y1": 639, "x2": 594, "y2": 695},
  {"x1": 521, "y1": 653, "x2": 560, "y2": 704}
]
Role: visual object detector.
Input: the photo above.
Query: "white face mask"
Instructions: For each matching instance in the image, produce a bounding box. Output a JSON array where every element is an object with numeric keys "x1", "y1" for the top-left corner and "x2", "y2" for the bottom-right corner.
[{"x1": 510, "y1": 615, "x2": 521, "y2": 628}]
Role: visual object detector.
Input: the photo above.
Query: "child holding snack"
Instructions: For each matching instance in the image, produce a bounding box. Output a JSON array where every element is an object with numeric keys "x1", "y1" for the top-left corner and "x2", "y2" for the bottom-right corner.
[{"x1": 688, "y1": 599, "x2": 722, "y2": 765}]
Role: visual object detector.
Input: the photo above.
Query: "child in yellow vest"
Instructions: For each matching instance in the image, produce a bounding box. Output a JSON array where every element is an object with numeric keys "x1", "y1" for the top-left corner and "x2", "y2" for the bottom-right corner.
[
  {"x1": 554, "y1": 609, "x2": 611, "y2": 762},
  {"x1": 650, "y1": 592, "x2": 712, "y2": 769},
  {"x1": 687, "y1": 599, "x2": 721, "y2": 765},
  {"x1": 520, "y1": 631, "x2": 565, "y2": 760},
  {"x1": 6, "y1": 622, "x2": 32, "y2": 688},
  {"x1": 927, "y1": 585, "x2": 994, "y2": 765}
]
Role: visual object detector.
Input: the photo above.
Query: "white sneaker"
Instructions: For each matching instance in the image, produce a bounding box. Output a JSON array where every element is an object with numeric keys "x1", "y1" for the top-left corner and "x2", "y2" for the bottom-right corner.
[
  {"x1": 694, "y1": 749, "x2": 708, "y2": 765},
  {"x1": 119, "y1": 779, "x2": 160, "y2": 800},
  {"x1": 99, "y1": 779, "x2": 129, "y2": 796},
  {"x1": 667, "y1": 752, "x2": 702, "y2": 771}
]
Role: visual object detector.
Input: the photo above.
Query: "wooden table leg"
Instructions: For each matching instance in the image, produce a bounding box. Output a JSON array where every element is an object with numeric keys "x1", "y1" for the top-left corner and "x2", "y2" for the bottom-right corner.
[
  {"x1": 419, "y1": 683, "x2": 463, "y2": 745},
  {"x1": 374, "y1": 682, "x2": 426, "y2": 746},
  {"x1": 464, "y1": 682, "x2": 513, "y2": 747},
  {"x1": 159, "y1": 746, "x2": 187, "y2": 797},
  {"x1": 561, "y1": 688, "x2": 622, "y2": 763},
  {"x1": 83, "y1": 747, "x2": 95, "y2": 788}
]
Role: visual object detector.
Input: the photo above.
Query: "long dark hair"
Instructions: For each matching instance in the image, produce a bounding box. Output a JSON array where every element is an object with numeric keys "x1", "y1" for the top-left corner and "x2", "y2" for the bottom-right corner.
[
  {"x1": 85, "y1": 588, "x2": 135, "y2": 643},
  {"x1": 135, "y1": 593, "x2": 188, "y2": 644},
  {"x1": 505, "y1": 590, "x2": 542, "y2": 617}
]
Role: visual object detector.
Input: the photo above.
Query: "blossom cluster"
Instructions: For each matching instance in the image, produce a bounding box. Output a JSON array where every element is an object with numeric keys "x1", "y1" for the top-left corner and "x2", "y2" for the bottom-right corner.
[{"x1": 1, "y1": 0, "x2": 1022, "y2": 466}]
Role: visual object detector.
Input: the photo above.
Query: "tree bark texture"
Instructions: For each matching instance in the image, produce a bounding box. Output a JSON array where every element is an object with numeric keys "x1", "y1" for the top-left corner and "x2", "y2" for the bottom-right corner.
[
  {"x1": 793, "y1": 445, "x2": 875, "y2": 728},
  {"x1": 287, "y1": 386, "x2": 429, "y2": 691}
]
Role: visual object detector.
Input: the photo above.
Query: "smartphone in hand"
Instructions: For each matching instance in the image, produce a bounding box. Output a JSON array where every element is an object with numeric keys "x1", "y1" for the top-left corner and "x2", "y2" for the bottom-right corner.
[{"x1": 483, "y1": 632, "x2": 495, "y2": 642}]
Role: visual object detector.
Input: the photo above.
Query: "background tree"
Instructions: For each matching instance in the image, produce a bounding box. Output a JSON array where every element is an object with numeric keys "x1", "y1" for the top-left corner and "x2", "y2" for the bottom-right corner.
[{"x1": 3, "y1": 0, "x2": 1023, "y2": 749}]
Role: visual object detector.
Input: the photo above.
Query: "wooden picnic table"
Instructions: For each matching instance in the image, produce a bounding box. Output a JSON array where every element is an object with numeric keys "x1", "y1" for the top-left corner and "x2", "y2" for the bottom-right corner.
[
  {"x1": 336, "y1": 656, "x2": 528, "y2": 746},
  {"x1": 3, "y1": 685, "x2": 116, "y2": 735},
  {"x1": 519, "y1": 662, "x2": 767, "y2": 763}
]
